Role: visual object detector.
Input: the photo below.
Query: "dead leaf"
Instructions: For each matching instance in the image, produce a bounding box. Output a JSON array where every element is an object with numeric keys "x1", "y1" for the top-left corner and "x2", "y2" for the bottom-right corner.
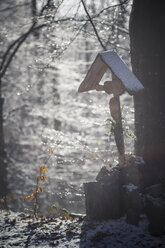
[
  {"x1": 42, "y1": 166, "x2": 47, "y2": 173},
  {"x1": 24, "y1": 196, "x2": 29, "y2": 202},
  {"x1": 37, "y1": 176, "x2": 41, "y2": 181},
  {"x1": 66, "y1": 230, "x2": 72, "y2": 235}
]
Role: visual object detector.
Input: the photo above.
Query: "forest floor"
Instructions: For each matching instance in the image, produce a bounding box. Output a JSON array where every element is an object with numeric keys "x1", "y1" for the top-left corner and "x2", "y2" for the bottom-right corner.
[{"x1": 0, "y1": 210, "x2": 165, "y2": 247}]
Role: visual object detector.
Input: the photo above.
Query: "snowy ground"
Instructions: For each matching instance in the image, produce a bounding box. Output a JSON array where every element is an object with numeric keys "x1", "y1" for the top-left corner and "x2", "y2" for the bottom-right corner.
[{"x1": 0, "y1": 210, "x2": 165, "y2": 248}]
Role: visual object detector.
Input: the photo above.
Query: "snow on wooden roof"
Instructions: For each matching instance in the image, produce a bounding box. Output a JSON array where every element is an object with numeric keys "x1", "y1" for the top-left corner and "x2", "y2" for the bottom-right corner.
[{"x1": 78, "y1": 50, "x2": 144, "y2": 95}]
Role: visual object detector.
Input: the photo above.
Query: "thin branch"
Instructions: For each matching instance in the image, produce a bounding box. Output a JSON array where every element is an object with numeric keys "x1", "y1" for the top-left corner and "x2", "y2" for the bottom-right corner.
[
  {"x1": 56, "y1": 22, "x2": 88, "y2": 57},
  {"x1": 0, "y1": 23, "x2": 36, "y2": 79},
  {"x1": 0, "y1": 36, "x2": 23, "y2": 72},
  {"x1": 0, "y1": 16, "x2": 74, "y2": 76},
  {"x1": 40, "y1": 0, "x2": 52, "y2": 15},
  {"x1": 0, "y1": 0, "x2": 130, "y2": 79},
  {"x1": 34, "y1": 0, "x2": 130, "y2": 25},
  {"x1": 0, "y1": 3, "x2": 30, "y2": 13},
  {"x1": 93, "y1": 0, "x2": 130, "y2": 18},
  {"x1": 0, "y1": 0, "x2": 55, "y2": 79},
  {"x1": 37, "y1": 21, "x2": 88, "y2": 71},
  {"x1": 0, "y1": 16, "x2": 79, "y2": 73},
  {"x1": 81, "y1": 0, "x2": 106, "y2": 50}
]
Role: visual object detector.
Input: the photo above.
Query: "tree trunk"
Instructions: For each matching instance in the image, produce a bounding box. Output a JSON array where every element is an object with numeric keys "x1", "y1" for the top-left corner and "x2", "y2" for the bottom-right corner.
[
  {"x1": 31, "y1": 0, "x2": 37, "y2": 17},
  {"x1": 0, "y1": 81, "x2": 7, "y2": 197},
  {"x1": 129, "y1": 0, "x2": 165, "y2": 167}
]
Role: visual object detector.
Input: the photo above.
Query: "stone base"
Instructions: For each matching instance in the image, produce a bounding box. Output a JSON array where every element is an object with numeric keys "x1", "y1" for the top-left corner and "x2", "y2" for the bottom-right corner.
[
  {"x1": 84, "y1": 181, "x2": 122, "y2": 220},
  {"x1": 84, "y1": 156, "x2": 165, "y2": 235}
]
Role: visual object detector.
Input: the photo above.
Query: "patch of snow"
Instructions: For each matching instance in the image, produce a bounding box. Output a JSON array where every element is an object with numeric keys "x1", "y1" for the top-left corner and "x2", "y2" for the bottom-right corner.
[
  {"x1": 100, "y1": 51, "x2": 144, "y2": 95},
  {"x1": 0, "y1": 211, "x2": 165, "y2": 248},
  {"x1": 123, "y1": 183, "x2": 138, "y2": 192},
  {"x1": 135, "y1": 156, "x2": 145, "y2": 164}
]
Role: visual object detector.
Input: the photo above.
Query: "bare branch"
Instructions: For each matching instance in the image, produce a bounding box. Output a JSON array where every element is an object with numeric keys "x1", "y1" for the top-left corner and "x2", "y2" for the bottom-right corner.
[
  {"x1": 81, "y1": 0, "x2": 106, "y2": 50},
  {"x1": 0, "y1": 36, "x2": 22, "y2": 72},
  {"x1": 0, "y1": 3, "x2": 30, "y2": 13},
  {"x1": 0, "y1": 23, "x2": 36, "y2": 79},
  {"x1": 0, "y1": 16, "x2": 77, "y2": 77},
  {"x1": 93, "y1": 0, "x2": 130, "y2": 18},
  {"x1": 0, "y1": 0, "x2": 57, "y2": 79},
  {"x1": 40, "y1": 0, "x2": 52, "y2": 15},
  {"x1": 0, "y1": 0, "x2": 130, "y2": 79}
]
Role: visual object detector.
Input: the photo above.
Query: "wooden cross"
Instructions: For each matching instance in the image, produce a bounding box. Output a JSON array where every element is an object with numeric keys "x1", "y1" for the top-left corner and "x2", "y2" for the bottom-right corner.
[{"x1": 78, "y1": 51, "x2": 144, "y2": 166}]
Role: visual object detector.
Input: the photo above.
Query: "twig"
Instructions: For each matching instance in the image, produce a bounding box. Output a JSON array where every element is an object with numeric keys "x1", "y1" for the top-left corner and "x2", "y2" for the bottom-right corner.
[
  {"x1": 0, "y1": 23, "x2": 37, "y2": 79},
  {"x1": 0, "y1": 3, "x2": 30, "y2": 13},
  {"x1": 0, "y1": 0, "x2": 130, "y2": 79},
  {"x1": 81, "y1": 0, "x2": 106, "y2": 50},
  {"x1": 93, "y1": 0, "x2": 130, "y2": 19},
  {"x1": 0, "y1": 0, "x2": 55, "y2": 79}
]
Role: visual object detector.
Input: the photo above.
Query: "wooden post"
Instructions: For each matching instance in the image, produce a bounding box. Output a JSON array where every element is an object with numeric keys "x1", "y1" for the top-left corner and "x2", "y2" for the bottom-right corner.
[
  {"x1": 0, "y1": 96, "x2": 7, "y2": 197},
  {"x1": 110, "y1": 96, "x2": 125, "y2": 166},
  {"x1": 96, "y1": 75, "x2": 125, "y2": 166}
]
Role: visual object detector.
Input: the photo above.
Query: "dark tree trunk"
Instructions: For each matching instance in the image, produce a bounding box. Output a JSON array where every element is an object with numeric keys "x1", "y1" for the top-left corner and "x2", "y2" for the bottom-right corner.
[
  {"x1": 0, "y1": 81, "x2": 7, "y2": 197},
  {"x1": 129, "y1": 0, "x2": 165, "y2": 167},
  {"x1": 31, "y1": 0, "x2": 39, "y2": 37},
  {"x1": 32, "y1": 0, "x2": 37, "y2": 18}
]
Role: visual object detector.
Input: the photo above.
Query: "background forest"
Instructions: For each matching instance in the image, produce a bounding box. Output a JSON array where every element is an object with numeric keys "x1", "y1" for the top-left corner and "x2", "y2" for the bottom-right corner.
[{"x1": 0, "y1": 0, "x2": 133, "y2": 215}]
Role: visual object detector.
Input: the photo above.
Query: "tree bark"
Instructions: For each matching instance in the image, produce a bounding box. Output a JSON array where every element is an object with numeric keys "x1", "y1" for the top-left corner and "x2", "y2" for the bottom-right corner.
[
  {"x1": 0, "y1": 81, "x2": 7, "y2": 197},
  {"x1": 31, "y1": 0, "x2": 37, "y2": 18},
  {"x1": 129, "y1": 0, "x2": 165, "y2": 166}
]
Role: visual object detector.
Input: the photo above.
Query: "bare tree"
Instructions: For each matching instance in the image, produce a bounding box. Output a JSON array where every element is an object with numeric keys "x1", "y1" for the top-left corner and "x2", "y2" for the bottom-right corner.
[{"x1": 0, "y1": 0, "x2": 61, "y2": 197}]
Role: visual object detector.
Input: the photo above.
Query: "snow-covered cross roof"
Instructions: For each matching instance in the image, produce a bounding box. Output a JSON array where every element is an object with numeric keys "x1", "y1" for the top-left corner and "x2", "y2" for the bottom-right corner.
[{"x1": 78, "y1": 50, "x2": 144, "y2": 95}]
